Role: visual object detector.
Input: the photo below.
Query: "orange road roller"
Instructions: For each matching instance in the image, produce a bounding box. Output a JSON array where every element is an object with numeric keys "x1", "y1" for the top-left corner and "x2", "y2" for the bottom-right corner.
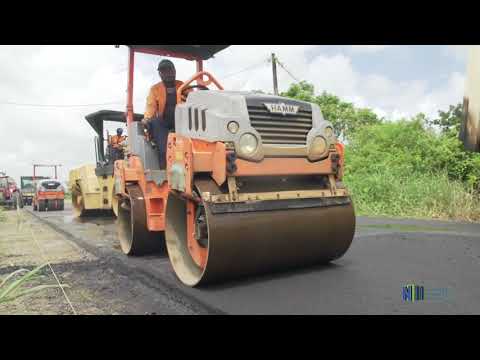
[
  {"x1": 33, "y1": 178, "x2": 65, "y2": 211},
  {"x1": 114, "y1": 45, "x2": 355, "y2": 286},
  {"x1": 32, "y1": 164, "x2": 65, "y2": 212}
]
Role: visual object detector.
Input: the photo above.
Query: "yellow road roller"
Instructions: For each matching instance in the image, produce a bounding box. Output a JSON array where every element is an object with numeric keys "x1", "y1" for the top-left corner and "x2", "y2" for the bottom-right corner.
[
  {"x1": 70, "y1": 110, "x2": 141, "y2": 217},
  {"x1": 114, "y1": 45, "x2": 356, "y2": 286}
]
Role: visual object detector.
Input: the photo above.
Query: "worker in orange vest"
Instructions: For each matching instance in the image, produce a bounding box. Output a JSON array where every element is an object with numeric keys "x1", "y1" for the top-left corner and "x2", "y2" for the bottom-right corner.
[
  {"x1": 110, "y1": 128, "x2": 127, "y2": 162},
  {"x1": 142, "y1": 59, "x2": 187, "y2": 169}
]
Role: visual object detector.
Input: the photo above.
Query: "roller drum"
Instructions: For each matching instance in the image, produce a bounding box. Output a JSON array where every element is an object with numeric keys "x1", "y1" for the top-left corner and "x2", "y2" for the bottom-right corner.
[
  {"x1": 165, "y1": 184, "x2": 355, "y2": 287},
  {"x1": 117, "y1": 185, "x2": 166, "y2": 255}
]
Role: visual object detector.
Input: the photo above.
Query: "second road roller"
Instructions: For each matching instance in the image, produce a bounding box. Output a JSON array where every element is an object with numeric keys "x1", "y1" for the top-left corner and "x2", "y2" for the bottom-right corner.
[
  {"x1": 114, "y1": 45, "x2": 356, "y2": 286},
  {"x1": 69, "y1": 110, "x2": 142, "y2": 217}
]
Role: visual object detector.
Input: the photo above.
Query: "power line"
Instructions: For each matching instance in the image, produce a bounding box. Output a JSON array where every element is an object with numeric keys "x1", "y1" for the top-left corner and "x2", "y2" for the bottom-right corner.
[
  {"x1": 0, "y1": 100, "x2": 124, "y2": 108},
  {"x1": 275, "y1": 57, "x2": 301, "y2": 83},
  {"x1": 220, "y1": 59, "x2": 269, "y2": 80}
]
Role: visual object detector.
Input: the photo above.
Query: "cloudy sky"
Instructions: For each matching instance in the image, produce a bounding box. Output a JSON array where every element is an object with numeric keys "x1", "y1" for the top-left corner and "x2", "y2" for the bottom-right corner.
[{"x1": 0, "y1": 45, "x2": 469, "y2": 183}]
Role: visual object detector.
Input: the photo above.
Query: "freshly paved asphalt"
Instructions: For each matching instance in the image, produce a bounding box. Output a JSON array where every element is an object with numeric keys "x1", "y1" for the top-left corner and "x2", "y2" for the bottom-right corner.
[{"x1": 28, "y1": 205, "x2": 480, "y2": 314}]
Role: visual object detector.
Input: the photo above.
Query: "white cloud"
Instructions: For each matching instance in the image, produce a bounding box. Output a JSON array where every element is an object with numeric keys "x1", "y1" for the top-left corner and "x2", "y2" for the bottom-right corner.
[
  {"x1": 417, "y1": 71, "x2": 465, "y2": 116},
  {"x1": 306, "y1": 54, "x2": 358, "y2": 97},
  {"x1": 302, "y1": 53, "x2": 461, "y2": 121}
]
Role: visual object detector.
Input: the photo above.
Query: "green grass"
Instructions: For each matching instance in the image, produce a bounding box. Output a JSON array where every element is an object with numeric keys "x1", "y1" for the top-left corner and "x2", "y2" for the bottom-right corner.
[
  {"x1": 0, "y1": 208, "x2": 5, "y2": 223},
  {"x1": 345, "y1": 171, "x2": 480, "y2": 222},
  {"x1": 0, "y1": 264, "x2": 69, "y2": 304}
]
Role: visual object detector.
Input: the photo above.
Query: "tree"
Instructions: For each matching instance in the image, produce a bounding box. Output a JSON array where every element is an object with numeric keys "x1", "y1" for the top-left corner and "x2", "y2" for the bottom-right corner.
[
  {"x1": 427, "y1": 103, "x2": 463, "y2": 137},
  {"x1": 281, "y1": 81, "x2": 382, "y2": 141},
  {"x1": 280, "y1": 81, "x2": 315, "y2": 102}
]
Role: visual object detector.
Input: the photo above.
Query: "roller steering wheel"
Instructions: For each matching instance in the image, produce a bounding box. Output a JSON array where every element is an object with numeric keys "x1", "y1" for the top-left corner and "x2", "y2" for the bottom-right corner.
[{"x1": 181, "y1": 84, "x2": 209, "y2": 101}]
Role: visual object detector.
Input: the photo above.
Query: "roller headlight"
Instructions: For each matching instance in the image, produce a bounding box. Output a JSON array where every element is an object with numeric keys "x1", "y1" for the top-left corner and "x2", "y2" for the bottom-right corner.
[
  {"x1": 227, "y1": 121, "x2": 240, "y2": 134},
  {"x1": 324, "y1": 126, "x2": 334, "y2": 139},
  {"x1": 239, "y1": 133, "x2": 258, "y2": 155},
  {"x1": 310, "y1": 136, "x2": 328, "y2": 156}
]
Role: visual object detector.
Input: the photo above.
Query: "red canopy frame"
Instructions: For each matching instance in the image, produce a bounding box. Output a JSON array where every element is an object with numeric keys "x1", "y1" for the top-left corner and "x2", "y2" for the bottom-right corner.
[{"x1": 123, "y1": 45, "x2": 229, "y2": 126}]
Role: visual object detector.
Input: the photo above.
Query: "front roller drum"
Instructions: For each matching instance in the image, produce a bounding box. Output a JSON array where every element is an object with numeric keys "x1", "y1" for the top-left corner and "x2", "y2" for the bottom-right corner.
[
  {"x1": 117, "y1": 185, "x2": 165, "y2": 256},
  {"x1": 165, "y1": 185, "x2": 356, "y2": 287}
]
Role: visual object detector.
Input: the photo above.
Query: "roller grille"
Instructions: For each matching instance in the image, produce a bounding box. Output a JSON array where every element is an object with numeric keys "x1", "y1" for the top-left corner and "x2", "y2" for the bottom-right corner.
[{"x1": 247, "y1": 105, "x2": 313, "y2": 145}]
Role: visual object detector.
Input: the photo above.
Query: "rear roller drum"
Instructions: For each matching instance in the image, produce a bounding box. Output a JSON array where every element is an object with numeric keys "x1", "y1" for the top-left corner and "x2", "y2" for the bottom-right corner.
[
  {"x1": 165, "y1": 180, "x2": 356, "y2": 287},
  {"x1": 117, "y1": 185, "x2": 165, "y2": 256}
]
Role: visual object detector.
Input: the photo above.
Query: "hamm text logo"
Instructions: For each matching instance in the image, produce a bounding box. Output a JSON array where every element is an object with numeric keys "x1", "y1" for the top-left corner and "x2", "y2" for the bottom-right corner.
[
  {"x1": 402, "y1": 284, "x2": 449, "y2": 302},
  {"x1": 264, "y1": 103, "x2": 299, "y2": 116},
  {"x1": 402, "y1": 284, "x2": 424, "y2": 302}
]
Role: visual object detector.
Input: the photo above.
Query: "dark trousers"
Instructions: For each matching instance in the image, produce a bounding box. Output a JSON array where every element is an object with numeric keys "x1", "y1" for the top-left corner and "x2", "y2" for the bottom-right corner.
[
  {"x1": 149, "y1": 117, "x2": 173, "y2": 170},
  {"x1": 111, "y1": 148, "x2": 124, "y2": 162}
]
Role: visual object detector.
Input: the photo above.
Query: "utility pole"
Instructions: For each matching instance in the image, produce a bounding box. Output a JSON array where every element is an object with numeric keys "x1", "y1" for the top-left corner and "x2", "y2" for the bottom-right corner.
[{"x1": 271, "y1": 53, "x2": 279, "y2": 95}]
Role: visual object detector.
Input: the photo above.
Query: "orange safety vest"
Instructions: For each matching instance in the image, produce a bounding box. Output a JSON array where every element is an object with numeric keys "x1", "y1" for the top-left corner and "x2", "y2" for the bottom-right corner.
[
  {"x1": 111, "y1": 135, "x2": 127, "y2": 148},
  {"x1": 144, "y1": 80, "x2": 185, "y2": 120}
]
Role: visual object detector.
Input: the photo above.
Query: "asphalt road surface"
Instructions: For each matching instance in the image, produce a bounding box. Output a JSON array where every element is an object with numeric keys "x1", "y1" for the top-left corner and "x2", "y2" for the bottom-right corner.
[{"x1": 26, "y1": 203, "x2": 480, "y2": 314}]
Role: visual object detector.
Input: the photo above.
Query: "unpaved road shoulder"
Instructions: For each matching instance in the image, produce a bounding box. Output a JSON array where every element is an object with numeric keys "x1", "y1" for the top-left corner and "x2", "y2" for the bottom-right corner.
[{"x1": 0, "y1": 209, "x2": 211, "y2": 315}]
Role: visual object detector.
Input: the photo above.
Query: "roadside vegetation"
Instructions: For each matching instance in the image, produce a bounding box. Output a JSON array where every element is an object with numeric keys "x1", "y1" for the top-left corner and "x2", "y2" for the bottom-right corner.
[
  {"x1": 282, "y1": 82, "x2": 480, "y2": 221},
  {"x1": 0, "y1": 264, "x2": 69, "y2": 305}
]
